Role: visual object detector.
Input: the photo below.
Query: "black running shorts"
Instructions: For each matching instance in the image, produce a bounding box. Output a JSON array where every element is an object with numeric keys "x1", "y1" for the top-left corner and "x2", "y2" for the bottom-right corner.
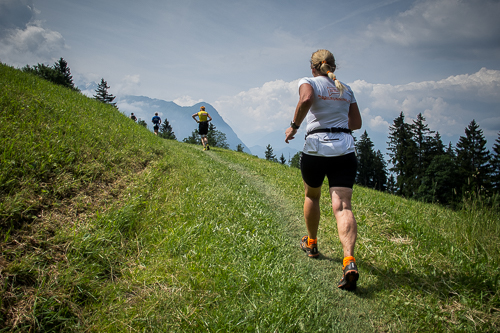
[
  {"x1": 199, "y1": 121, "x2": 209, "y2": 135},
  {"x1": 300, "y1": 152, "x2": 357, "y2": 188}
]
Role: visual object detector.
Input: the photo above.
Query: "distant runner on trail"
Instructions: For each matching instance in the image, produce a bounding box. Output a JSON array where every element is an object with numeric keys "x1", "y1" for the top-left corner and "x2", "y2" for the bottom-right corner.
[
  {"x1": 152, "y1": 112, "x2": 161, "y2": 135},
  {"x1": 130, "y1": 113, "x2": 137, "y2": 122},
  {"x1": 192, "y1": 106, "x2": 212, "y2": 150},
  {"x1": 285, "y1": 49, "x2": 362, "y2": 291}
]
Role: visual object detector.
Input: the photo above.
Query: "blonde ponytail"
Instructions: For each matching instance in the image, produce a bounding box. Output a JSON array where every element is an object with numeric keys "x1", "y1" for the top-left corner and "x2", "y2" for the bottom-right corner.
[
  {"x1": 328, "y1": 71, "x2": 346, "y2": 97},
  {"x1": 311, "y1": 49, "x2": 346, "y2": 96}
]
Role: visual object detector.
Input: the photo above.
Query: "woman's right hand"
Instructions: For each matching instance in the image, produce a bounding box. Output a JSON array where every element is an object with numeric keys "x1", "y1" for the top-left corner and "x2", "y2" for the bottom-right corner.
[{"x1": 285, "y1": 127, "x2": 297, "y2": 143}]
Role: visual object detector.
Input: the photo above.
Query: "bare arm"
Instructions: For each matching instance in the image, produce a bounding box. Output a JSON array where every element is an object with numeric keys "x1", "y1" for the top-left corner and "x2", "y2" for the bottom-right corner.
[
  {"x1": 348, "y1": 103, "x2": 362, "y2": 130},
  {"x1": 285, "y1": 83, "x2": 314, "y2": 143},
  {"x1": 192, "y1": 113, "x2": 199, "y2": 123},
  {"x1": 208, "y1": 113, "x2": 213, "y2": 122}
]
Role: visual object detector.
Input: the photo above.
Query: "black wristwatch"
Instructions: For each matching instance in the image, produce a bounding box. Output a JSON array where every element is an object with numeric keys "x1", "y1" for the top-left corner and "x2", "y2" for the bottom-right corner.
[{"x1": 290, "y1": 121, "x2": 300, "y2": 130}]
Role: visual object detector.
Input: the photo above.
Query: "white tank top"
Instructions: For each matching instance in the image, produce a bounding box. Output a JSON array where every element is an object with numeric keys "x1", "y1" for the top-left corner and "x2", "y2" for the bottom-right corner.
[{"x1": 298, "y1": 76, "x2": 357, "y2": 157}]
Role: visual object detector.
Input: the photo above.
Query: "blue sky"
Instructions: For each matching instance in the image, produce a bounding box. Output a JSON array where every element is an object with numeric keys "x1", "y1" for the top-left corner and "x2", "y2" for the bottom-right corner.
[{"x1": 1, "y1": 0, "x2": 499, "y2": 153}]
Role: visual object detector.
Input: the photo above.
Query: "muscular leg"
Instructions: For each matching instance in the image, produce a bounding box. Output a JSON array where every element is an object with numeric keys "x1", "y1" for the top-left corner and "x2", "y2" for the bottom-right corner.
[
  {"x1": 304, "y1": 183, "x2": 322, "y2": 240},
  {"x1": 330, "y1": 187, "x2": 357, "y2": 257}
]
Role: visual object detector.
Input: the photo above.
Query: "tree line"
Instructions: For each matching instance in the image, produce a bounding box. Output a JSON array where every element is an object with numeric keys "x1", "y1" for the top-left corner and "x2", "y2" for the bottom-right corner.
[
  {"x1": 22, "y1": 58, "x2": 117, "y2": 107},
  {"x1": 266, "y1": 111, "x2": 499, "y2": 209},
  {"x1": 22, "y1": 58, "x2": 79, "y2": 92},
  {"x1": 359, "y1": 112, "x2": 499, "y2": 207}
]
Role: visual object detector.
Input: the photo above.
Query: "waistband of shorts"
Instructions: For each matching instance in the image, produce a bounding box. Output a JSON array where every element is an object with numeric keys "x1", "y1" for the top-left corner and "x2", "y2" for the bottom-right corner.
[{"x1": 305, "y1": 127, "x2": 352, "y2": 139}]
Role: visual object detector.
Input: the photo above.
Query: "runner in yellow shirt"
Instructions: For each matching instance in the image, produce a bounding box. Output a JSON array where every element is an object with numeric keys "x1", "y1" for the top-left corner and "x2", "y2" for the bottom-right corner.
[{"x1": 192, "y1": 106, "x2": 213, "y2": 150}]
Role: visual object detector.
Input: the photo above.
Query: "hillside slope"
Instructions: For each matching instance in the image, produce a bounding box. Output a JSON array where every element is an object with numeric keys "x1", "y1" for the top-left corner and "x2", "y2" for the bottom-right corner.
[
  {"x1": 1, "y1": 63, "x2": 498, "y2": 332},
  {"x1": 0, "y1": 64, "x2": 164, "y2": 230}
]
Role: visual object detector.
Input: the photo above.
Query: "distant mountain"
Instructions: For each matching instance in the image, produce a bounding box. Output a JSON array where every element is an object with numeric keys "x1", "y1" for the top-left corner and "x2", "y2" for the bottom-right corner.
[
  {"x1": 78, "y1": 81, "x2": 99, "y2": 97},
  {"x1": 115, "y1": 95, "x2": 251, "y2": 153}
]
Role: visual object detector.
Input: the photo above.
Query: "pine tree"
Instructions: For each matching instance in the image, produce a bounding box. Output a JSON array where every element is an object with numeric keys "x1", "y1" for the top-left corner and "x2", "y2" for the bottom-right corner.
[
  {"x1": 386, "y1": 174, "x2": 396, "y2": 194},
  {"x1": 265, "y1": 144, "x2": 276, "y2": 161},
  {"x1": 355, "y1": 131, "x2": 375, "y2": 187},
  {"x1": 290, "y1": 152, "x2": 301, "y2": 168},
  {"x1": 373, "y1": 150, "x2": 388, "y2": 191},
  {"x1": 387, "y1": 112, "x2": 417, "y2": 197},
  {"x1": 206, "y1": 123, "x2": 229, "y2": 149},
  {"x1": 94, "y1": 78, "x2": 117, "y2": 107},
  {"x1": 456, "y1": 120, "x2": 491, "y2": 195},
  {"x1": 279, "y1": 153, "x2": 287, "y2": 165},
  {"x1": 414, "y1": 132, "x2": 449, "y2": 202},
  {"x1": 183, "y1": 130, "x2": 200, "y2": 145},
  {"x1": 53, "y1": 58, "x2": 77, "y2": 90},
  {"x1": 411, "y1": 113, "x2": 435, "y2": 188},
  {"x1": 418, "y1": 154, "x2": 459, "y2": 205},
  {"x1": 159, "y1": 118, "x2": 176, "y2": 140},
  {"x1": 446, "y1": 142, "x2": 455, "y2": 157},
  {"x1": 489, "y1": 132, "x2": 500, "y2": 193},
  {"x1": 427, "y1": 132, "x2": 446, "y2": 159}
]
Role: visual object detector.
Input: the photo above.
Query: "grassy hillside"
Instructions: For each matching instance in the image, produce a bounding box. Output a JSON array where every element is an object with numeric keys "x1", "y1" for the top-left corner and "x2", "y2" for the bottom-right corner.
[{"x1": 1, "y1": 63, "x2": 499, "y2": 332}]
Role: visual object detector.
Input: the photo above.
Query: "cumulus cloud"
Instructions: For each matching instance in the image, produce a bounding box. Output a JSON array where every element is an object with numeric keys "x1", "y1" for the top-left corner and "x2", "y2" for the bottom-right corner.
[
  {"x1": 173, "y1": 95, "x2": 204, "y2": 107},
  {"x1": 361, "y1": 108, "x2": 391, "y2": 132},
  {"x1": 116, "y1": 101, "x2": 146, "y2": 115},
  {"x1": 0, "y1": 24, "x2": 67, "y2": 64},
  {"x1": 350, "y1": 68, "x2": 500, "y2": 138},
  {"x1": 214, "y1": 79, "x2": 299, "y2": 136},
  {"x1": 0, "y1": 1, "x2": 67, "y2": 66},
  {"x1": 116, "y1": 99, "x2": 161, "y2": 123},
  {"x1": 115, "y1": 74, "x2": 141, "y2": 96},
  {"x1": 365, "y1": 0, "x2": 500, "y2": 58}
]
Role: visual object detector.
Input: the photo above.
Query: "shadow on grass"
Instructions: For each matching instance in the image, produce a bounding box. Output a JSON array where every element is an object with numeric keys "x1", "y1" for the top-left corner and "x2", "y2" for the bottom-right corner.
[
  {"x1": 311, "y1": 252, "x2": 446, "y2": 300},
  {"x1": 322, "y1": 256, "x2": 499, "y2": 309},
  {"x1": 313, "y1": 253, "x2": 375, "y2": 297},
  {"x1": 292, "y1": 233, "x2": 495, "y2": 304}
]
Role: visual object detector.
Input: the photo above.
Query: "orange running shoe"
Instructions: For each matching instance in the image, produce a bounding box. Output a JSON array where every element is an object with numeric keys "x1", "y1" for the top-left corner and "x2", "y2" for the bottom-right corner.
[
  {"x1": 338, "y1": 257, "x2": 359, "y2": 291},
  {"x1": 300, "y1": 235, "x2": 319, "y2": 258}
]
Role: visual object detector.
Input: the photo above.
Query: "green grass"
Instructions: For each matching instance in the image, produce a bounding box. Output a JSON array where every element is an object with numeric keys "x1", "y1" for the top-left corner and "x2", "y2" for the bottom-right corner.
[
  {"x1": 1, "y1": 63, "x2": 499, "y2": 332},
  {"x1": 0, "y1": 64, "x2": 162, "y2": 230}
]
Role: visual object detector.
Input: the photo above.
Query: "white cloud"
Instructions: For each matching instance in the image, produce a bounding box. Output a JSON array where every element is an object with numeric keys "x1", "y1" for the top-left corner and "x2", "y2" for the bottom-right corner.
[
  {"x1": 116, "y1": 101, "x2": 145, "y2": 115},
  {"x1": 116, "y1": 100, "x2": 161, "y2": 122},
  {"x1": 0, "y1": 1, "x2": 69, "y2": 66},
  {"x1": 173, "y1": 95, "x2": 203, "y2": 107},
  {"x1": 351, "y1": 68, "x2": 500, "y2": 140},
  {"x1": 214, "y1": 79, "x2": 299, "y2": 138},
  {"x1": 0, "y1": 23, "x2": 67, "y2": 66},
  {"x1": 369, "y1": 115, "x2": 391, "y2": 131},
  {"x1": 362, "y1": 108, "x2": 390, "y2": 132},
  {"x1": 115, "y1": 74, "x2": 141, "y2": 96}
]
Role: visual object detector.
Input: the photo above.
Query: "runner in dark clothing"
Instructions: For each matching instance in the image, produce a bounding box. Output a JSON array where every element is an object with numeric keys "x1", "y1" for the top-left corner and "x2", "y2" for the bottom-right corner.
[{"x1": 152, "y1": 112, "x2": 161, "y2": 135}]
